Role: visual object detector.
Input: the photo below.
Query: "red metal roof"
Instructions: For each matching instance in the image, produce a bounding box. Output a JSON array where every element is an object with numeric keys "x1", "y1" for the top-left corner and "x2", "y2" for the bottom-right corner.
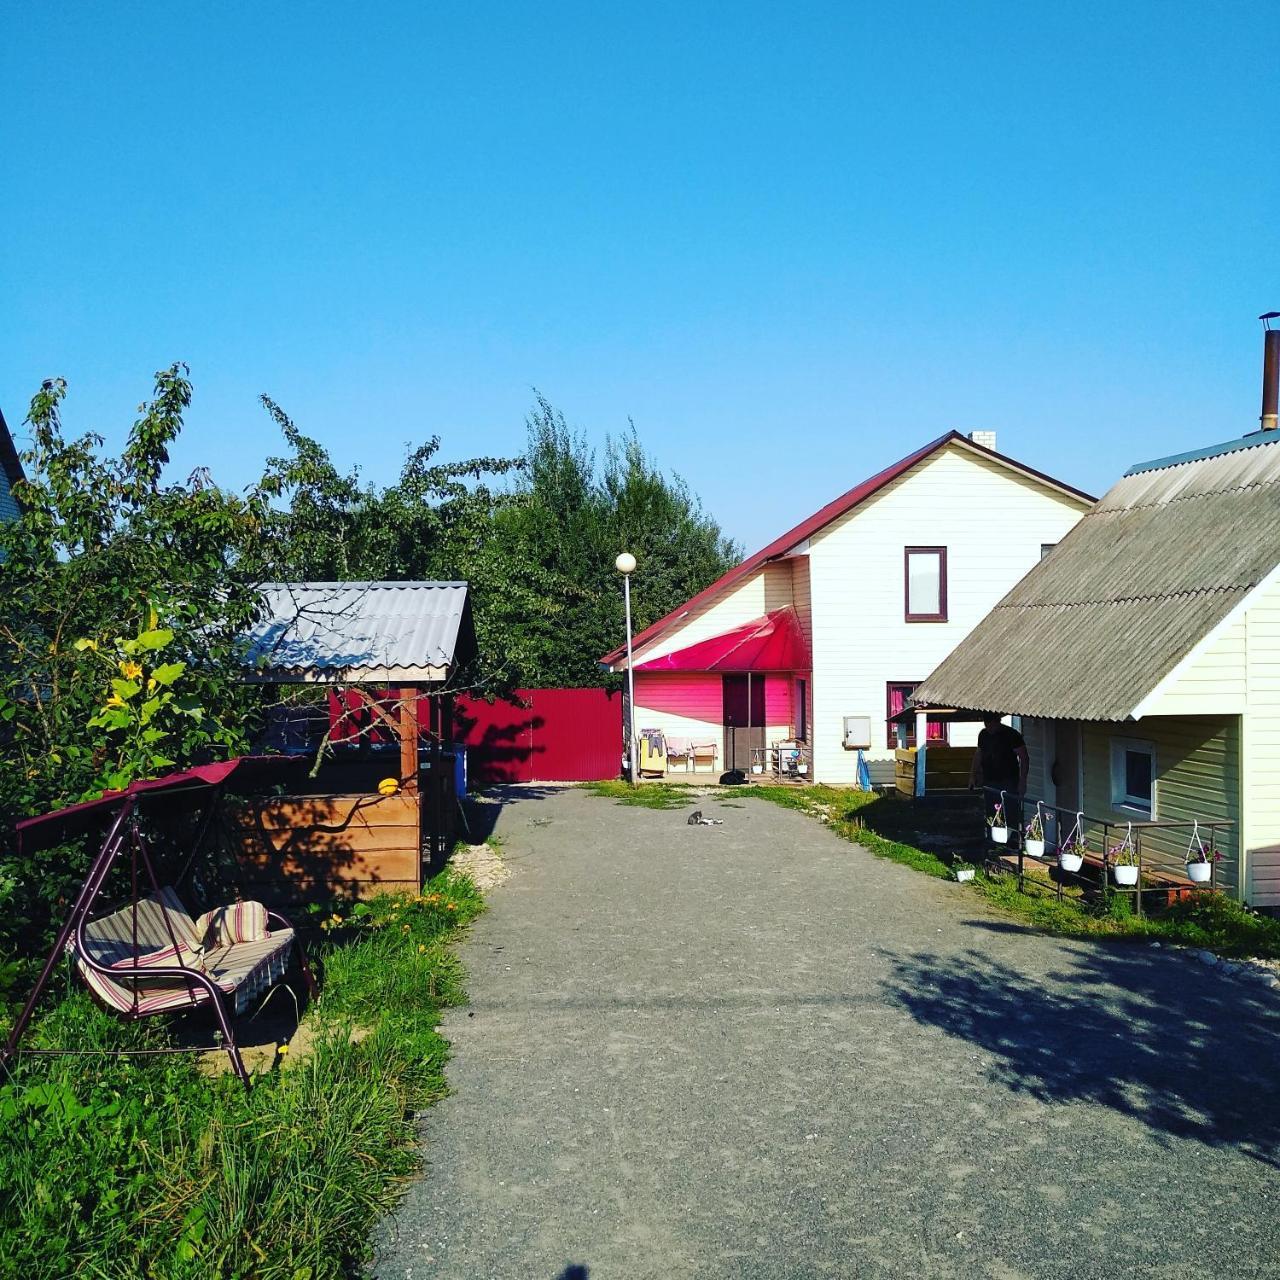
[
  {"x1": 602, "y1": 431, "x2": 1094, "y2": 665},
  {"x1": 635, "y1": 608, "x2": 810, "y2": 673}
]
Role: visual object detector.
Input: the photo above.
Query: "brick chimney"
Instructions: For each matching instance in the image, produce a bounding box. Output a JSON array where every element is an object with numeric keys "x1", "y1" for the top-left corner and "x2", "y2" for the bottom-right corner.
[{"x1": 969, "y1": 430, "x2": 998, "y2": 451}]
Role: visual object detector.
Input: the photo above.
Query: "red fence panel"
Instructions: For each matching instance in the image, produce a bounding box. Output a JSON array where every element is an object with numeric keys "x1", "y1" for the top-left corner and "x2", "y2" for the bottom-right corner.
[{"x1": 453, "y1": 688, "x2": 621, "y2": 784}]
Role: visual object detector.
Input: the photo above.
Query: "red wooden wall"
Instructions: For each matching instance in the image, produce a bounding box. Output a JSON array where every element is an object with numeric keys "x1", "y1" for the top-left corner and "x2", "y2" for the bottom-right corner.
[{"x1": 453, "y1": 688, "x2": 622, "y2": 783}]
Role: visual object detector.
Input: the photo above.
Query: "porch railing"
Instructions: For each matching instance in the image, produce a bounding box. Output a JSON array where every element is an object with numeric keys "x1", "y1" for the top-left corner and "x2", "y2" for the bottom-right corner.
[{"x1": 980, "y1": 788, "x2": 1231, "y2": 917}]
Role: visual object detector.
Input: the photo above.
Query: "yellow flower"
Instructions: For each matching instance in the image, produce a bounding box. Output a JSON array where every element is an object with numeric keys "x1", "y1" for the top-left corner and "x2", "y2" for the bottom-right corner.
[
  {"x1": 104, "y1": 693, "x2": 126, "y2": 710},
  {"x1": 446, "y1": 903, "x2": 457, "y2": 912},
  {"x1": 119, "y1": 660, "x2": 143, "y2": 680},
  {"x1": 402, "y1": 924, "x2": 411, "y2": 933},
  {"x1": 417, "y1": 944, "x2": 426, "y2": 954},
  {"x1": 277, "y1": 1043, "x2": 290, "y2": 1055}
]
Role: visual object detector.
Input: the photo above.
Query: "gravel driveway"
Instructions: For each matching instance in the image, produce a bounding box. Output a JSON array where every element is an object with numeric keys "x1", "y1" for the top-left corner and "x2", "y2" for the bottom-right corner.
[{"x1": 372, "y1": 786, "x2": 1280, "y2": 1279}]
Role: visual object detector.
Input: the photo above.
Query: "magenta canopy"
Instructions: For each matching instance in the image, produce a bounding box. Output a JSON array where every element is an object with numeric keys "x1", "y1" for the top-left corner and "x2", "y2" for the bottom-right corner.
[{"x1": 635, "y1": 608, "x2": 810, "y2": 674}]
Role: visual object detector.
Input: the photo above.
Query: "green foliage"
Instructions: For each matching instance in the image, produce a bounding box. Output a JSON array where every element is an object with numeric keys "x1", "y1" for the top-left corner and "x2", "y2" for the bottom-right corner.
[
  {"x1": 257, "y1": 392, "x2": 739, "y2": 690},
  {"x1": 0, "y1": 369, "x2": 270, "y2": 958},
  {"x1": 583, "y1": 780, "x2": 703, "y2": 810},
  {"x1": 0, "y1": 869, "x2": 482, "y2": 1279}
]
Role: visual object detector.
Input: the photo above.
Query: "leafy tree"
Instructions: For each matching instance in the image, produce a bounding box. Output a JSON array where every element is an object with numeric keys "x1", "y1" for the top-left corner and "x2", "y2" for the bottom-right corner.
[{"x1": 0, "y1": 367, "x2": 270, "y2": 957}]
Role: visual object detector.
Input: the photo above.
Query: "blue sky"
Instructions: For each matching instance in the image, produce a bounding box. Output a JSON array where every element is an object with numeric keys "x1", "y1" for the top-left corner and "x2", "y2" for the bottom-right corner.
[{"x1": 2, "y1": 1, "x2": 1276, "y2": 550}]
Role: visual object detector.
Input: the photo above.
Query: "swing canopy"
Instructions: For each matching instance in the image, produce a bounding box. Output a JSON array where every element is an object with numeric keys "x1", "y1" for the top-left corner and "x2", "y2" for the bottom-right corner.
[{"x1": 15, "y1": 755, "x2": 302, "y2": 849}]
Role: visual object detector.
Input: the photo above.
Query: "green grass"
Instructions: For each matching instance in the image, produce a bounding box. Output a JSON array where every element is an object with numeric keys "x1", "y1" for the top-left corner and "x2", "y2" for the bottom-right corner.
[
  {"x1": 582, "y1": 779, "x2": 703, "y2": 810},
  {"x1": 0, "y1": 869, "x2": 483, "y2": 1280},
  {"x1": 739, "y1": 785, "x2": 1280, "y2": 959}
]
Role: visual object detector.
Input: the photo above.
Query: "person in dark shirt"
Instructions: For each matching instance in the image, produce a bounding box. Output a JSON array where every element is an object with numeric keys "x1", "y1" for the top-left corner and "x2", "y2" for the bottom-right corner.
[{"x1": 970, "y1": 713, "x2": 1028, "y2": 796}]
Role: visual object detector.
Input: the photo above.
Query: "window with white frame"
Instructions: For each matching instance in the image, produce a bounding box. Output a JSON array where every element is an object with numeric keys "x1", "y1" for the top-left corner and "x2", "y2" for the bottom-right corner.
[
  {"x1": 904, "y1": 547, "x2": 947, "y2": 622},
  {"x1": 1110, "y1": 738, "x2": 1155, "y2": 816}
]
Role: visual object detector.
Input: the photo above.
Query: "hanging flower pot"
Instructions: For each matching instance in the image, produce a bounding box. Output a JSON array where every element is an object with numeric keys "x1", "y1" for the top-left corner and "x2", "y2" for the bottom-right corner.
[
  {"x1": 954, "y1": 864, "x2": 976, "y2": 883},
  {"x1": 1024, "y1": 803, "x2": 1046, "y2": 858},
  {"x1": 1184, "y1": 824, "x2": 1219, "y2": 886},
  {"x1": 1058, "y1": 849, "x2": 1084, "y2": 874},
  {"x1": 1113, "y1": 863, "x2": 1139, "y2": 887},
  {"x1": 988, "y1": 796, "x2": 1009, "y2": 844}
]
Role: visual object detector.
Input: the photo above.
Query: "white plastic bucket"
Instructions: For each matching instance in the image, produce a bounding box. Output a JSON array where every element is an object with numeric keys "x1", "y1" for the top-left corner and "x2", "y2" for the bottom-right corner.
[
  {"x1": 1025, "y1": 839, "x2": 1045, "y2": 858},
  {"x1": 991, "y1": 827, "x2": 1009, "y2": 844},
  {"x1": 1058, "y1": 852, "x2": 1084, "y2": 874},
  {"x1": 1187, "y1": 861, "x2": 1212, "y2": 884},
  {"x1": 955, "y1": 867, "x2": 976, "y2": 882},
  {"x1": 1113, "y1": 864, "x2": 1139, "y2": 887}
]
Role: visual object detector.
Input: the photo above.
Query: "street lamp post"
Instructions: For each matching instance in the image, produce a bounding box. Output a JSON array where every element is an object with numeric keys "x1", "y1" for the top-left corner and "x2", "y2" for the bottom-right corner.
[{"x1": 615, "y1": 552, "x2": 638, "y2": 784}]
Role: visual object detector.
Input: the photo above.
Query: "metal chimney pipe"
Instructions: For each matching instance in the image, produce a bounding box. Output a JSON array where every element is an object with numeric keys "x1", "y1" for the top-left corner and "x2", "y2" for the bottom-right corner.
[{"x1": 1263, "y1": 329, "x2": 1280, "y2": 431}]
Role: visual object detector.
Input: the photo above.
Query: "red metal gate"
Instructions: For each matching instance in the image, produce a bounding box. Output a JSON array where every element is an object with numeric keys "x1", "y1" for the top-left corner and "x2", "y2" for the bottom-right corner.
[{"x1": 453, "y1": 688, "x2": 621, "y2": 783}]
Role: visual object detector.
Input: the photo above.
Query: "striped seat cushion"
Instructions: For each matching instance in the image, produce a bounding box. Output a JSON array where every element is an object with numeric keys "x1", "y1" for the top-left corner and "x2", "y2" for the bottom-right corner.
[
  {"x1": 81, "y1": 886, "x2": 202, "y2": 970},
  {"x1": 195, "y1": 900, "x2": 269, "y2": 947},
  {"x1": 76, "y1": 888, "x2": 295, "y2": 1018}
]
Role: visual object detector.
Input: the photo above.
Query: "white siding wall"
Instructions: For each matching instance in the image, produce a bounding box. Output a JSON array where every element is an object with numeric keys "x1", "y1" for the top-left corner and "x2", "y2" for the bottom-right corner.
[
  {"x1": 1141, "y1": 618, "x2": 1247, "y2": 717},
  {"x1": 631, "y1": 561, "x2": 793, "y2": 666},
  {"x1": 807, "y1": 446, "x2": 1088, "y2": 784}
]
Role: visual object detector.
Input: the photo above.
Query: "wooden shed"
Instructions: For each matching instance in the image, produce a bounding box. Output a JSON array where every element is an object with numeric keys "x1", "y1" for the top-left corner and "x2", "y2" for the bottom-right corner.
[{"x1": 237, "y1": 581, "x2": 475, "y2": 900}]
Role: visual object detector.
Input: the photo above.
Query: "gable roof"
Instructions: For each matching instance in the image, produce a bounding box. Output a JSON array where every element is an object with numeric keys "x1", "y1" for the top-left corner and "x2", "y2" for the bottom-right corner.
[
  {"x1": 243, "y1": 581, "x2": 475, "y2": 684},
  {"x1": 912, "y1": 429, "x2": 1280, "y2": 721},
  {"x1": 601, "y1": 431, "x2": 1094, "y2": 664},
  {"x1": 0, "y1": 405, "x2": 25, "y2": 493}
]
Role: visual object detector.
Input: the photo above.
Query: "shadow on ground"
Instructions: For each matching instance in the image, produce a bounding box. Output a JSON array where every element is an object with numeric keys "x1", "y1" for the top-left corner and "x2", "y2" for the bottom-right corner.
[
  {"x1": 883, "y1": 920, "x2": 1280, "y2": 1166},
  {"x1": 461, "y1": 785, "x2": 578, "y2": 843}
]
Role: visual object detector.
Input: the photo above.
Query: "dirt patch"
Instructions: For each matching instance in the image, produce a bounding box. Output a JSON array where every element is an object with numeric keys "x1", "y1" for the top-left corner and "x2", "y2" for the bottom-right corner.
[{"x1": 450, "y1": 841, "x2": 512, "y2": 891}]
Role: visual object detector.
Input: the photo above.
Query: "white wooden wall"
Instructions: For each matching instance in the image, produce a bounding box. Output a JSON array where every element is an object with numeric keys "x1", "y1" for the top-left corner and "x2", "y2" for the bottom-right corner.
[{"x1": 807, "y1": 446, "x2": 1088, "y2": 784}]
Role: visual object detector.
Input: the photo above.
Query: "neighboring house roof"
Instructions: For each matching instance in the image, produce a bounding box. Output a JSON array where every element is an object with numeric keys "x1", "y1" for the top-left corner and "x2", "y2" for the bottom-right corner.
[
  {"x1": 601, "y1": 431, "x2": 1095, "y2": 664},
  {"x1": 912, "y1": 429, "x2": 1280, "y2": 722},
  {"x1": 243, "y1": 581, "x2": 475, "y2": 684},
  {"x1": 635, "y1": 607, "x2": 810, "y2": 673}
]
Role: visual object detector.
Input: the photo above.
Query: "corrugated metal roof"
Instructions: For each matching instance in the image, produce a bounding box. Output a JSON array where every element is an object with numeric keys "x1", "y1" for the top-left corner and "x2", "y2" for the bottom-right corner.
[
  {"x1": 243, "y1": 582, "x2": 472, "y2": 683},
  {"x1": 600, "y1": 431, "x2": 1095, "y2": 666},
  {"x1": 912, "y1": 434, "x2": 1280, "y2": 721}
]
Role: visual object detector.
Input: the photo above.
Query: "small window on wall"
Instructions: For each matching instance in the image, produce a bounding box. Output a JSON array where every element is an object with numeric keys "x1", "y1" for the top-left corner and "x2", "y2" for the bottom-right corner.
[
  {"x1": 1040, "y1": 543, "x2": 1057, "y2": 561},
  {"x1": 1110, "y1": 738, "x2": 1155, "y2": 816},
  {"x1": 904, "y1": 547, "x2": 947, "y2": 622}
]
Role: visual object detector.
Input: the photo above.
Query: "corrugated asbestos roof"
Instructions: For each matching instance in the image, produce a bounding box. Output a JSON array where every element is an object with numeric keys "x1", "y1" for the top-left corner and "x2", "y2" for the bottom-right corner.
[
  {"x1": 912, "y1": 434, "x2": 1280, "y2": 721},
  {"x1": 243, "y1": 582, "x2": 472, "y2": 683}
]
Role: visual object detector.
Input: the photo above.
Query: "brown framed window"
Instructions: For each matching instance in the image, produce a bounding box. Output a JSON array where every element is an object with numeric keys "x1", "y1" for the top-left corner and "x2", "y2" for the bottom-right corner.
[
  {"x1": 904, "y1": 547, "x2": 947, "y2": 622},
  {"x1": 886, "y1": 682, "x2": 948, "y2": 747}
]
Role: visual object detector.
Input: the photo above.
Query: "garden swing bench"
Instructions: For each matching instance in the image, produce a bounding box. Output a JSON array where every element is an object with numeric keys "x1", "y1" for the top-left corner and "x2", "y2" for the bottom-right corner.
[{"x1": 1, "y1": 756, "x2": 317, "y2": 1089}]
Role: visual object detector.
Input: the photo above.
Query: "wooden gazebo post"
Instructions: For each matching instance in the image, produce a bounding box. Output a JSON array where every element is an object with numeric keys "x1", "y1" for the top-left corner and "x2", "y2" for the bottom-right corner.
[{"x1": 398, "y1": 685, "x2": 420, "y2": 795}]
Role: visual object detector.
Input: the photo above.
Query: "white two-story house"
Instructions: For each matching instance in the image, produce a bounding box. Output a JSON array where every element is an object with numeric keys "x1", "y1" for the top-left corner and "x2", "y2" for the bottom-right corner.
[{"x1": 601, "y1": 431, "x2": 1093, "y2": 784}]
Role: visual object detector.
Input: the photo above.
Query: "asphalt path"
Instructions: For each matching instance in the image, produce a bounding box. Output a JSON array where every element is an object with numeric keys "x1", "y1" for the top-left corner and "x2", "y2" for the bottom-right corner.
[{"x1": 372, "y1": 786, "x2": 1280, "y2": 1279}]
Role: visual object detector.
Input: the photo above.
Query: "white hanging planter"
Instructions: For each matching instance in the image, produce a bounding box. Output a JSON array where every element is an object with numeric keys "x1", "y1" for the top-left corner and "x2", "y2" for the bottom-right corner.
[
  {"x1": 954, "y1": 866, "x2": 976, "y2": 883},
  {"x1": 1187, "y1": 861, "x2": 1212, "y2": 884},
  {"x1": 991, "y1": 826, "x2": 1009, "y2": 844},
  {"x1": 1058, "y1": 851, "x2": 1084, "y2": 874},
  {"x1": 1113, "y1": 864, "x2": 1139, "y2": 887},
  {"x1": 1025, "y1": 839, "x2": 1046, "y2": 858}
]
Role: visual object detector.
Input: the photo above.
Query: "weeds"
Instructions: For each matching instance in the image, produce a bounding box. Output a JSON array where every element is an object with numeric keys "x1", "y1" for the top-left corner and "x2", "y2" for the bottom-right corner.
[
  {"x1": 583, "y1": 780, "x2": 702, "y2": 810},
  {"x1": 0, "y1": 869, "x2": 482, "y2": 1279}
]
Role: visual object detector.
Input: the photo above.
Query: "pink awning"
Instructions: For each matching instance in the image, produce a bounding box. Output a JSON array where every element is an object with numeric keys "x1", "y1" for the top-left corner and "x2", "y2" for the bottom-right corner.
[{"x1": 636, "y1": 608, "x2": 810, "y2": 673}]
